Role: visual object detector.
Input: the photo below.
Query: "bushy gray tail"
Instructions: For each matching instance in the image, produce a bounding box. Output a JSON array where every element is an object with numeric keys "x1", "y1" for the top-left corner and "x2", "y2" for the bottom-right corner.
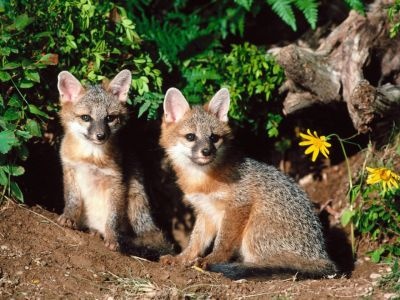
[
  {"x1": 208, "y1": 260, "x2": 338, "y2": 280},
  {"x1": 120, "y1": 230, "x2": 173, "y2": 260}
]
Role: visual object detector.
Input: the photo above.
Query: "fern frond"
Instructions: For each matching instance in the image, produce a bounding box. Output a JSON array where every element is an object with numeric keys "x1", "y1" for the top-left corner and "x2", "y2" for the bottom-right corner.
[
  {"x1": 294, "y1": 0, "x2": 318, "y2": 30},
  {"x1": 234, "y1": 0, "x2": 254, "y2": 11},
  {"x1": 266, "y1": 0, "x2": 297, "y2": 31},
  {"x1": 342, "y1": 0, "x2": 365, "y2": 15}
]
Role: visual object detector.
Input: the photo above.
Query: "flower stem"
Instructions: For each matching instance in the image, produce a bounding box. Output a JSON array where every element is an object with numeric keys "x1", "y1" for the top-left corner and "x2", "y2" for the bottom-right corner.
[{"x1": 331, "y1": 134, "x2": 356, "y2": 256}]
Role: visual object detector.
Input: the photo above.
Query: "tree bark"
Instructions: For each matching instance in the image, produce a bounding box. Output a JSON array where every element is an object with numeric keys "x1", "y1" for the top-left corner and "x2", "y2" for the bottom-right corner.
[{"x1": 274, "y1": 0, "x2": 400, "y2": 134}]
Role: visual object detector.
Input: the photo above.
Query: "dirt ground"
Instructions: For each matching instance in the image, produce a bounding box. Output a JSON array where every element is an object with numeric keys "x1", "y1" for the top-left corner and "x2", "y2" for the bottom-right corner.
[{"x1": 0, "y1": 151, "x2": 397, "y2": 300}]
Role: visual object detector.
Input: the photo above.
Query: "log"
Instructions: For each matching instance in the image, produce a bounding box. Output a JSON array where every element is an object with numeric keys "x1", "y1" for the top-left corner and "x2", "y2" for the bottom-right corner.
[{"x1": 274, "y1": 0, "x2": 400, "y2": 134}]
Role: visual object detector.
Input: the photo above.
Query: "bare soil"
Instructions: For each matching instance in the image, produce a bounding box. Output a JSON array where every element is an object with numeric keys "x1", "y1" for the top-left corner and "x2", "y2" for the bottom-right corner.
[{"x1": 0, "y1": 151, "x2": 396, "y2": 299}]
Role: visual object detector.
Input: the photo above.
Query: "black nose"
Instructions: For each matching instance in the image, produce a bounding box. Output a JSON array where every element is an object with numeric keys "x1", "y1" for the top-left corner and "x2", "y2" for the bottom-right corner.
[
  {"x1": 96, "y1": 133, "x2": 106, "y2": 141},
  {"x1": 201, "y1": 148, "x2": 211, "y2": 157}
]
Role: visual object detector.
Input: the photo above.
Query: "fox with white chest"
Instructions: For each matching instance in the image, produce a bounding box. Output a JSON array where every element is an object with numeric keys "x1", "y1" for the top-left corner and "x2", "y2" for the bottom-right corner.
[
  {"x1": 159, "y1": 87, "x2": 337, "y2": 278},
  {"x1": 57, "y1": 70, "x2": 162, "y2": 251}
]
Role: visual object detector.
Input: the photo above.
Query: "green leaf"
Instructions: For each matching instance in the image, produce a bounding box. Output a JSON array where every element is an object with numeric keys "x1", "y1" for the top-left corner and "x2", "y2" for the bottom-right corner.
[
  {"x1": 8, "y1": 95, "x2": 22, "y2": 108},
  {"x1": 341, "y1": 209, "x2": 356, "y2": 226},
  {"x1": 14, "y1": 14, "x2": 33, "y2": 31},
  {"x1": 25, "y1": 70, "x2": 40, "y2": 83},
  {"x1": 0, "y1": 167, "x2": 8, "y2": 186},
  {"x1": 10, "y1": 181, "x2": 23, "y2": 202},
  {"x1": 349, "y1": 184, "x2": 361, "y2": 203},
  {"x1": 25, "y1": 119, "x2": 42, "y2": 137},
  {"x1": 19, "y1": 79, "x2": 34, "y2": 89},
  {"x1": 370, "y1": 247, "x2": 385, "y2": 263},
  {"x1": 3, "y1": 108, "x2": 20, "y2": 121},
  {"x1": 0, "y1": 71, "x2": 11, "y2": 82},
  {"x1": 0, "y1": 130, "x2": 18, "y2": 154},
  {"x1": 16, "y1": 130, "x2": 32, "y2": 140},
  {"x1": 4, "y1": 165, "x2": 25, "y2": 176},
  {"x1": 28, "y1": 104, "x2": 49, "y2": 118},
  {"x1": 138, "y1": 101, "x2": 151, "y2": 118},
  {"x1": 2, "y1": 62, "x2": 20, "y2": 70}
]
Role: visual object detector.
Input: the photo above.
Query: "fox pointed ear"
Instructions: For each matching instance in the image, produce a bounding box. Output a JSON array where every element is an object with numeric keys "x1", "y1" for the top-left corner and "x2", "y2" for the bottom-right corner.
[
  {"x1": 108, "y1": 69, "x2": 132, "y2": 102},
  {"x1": 57, "y1": 71, "x2": 83, "y2": 104},
  {"x1": 163, "y1": 88, "x2": 190, "y2": 123},
  {"x1": 207, "y1": 88, "x2": 230, "y2": 122}
]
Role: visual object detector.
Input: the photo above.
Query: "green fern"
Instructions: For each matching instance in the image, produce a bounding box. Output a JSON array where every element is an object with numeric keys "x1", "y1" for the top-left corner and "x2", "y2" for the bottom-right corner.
[
  {"x1": 294, "y1": 0, "x2": 318, "y2": 30},
  {"x1": 266, "y1": 0, "x2": 297, "y2": 31},
  {"x1": 234, "y1": 0, "x2": 254, "y2": 11},
  {"x1": 342, "y1": 0, "x2": 365, "y2": 15}
]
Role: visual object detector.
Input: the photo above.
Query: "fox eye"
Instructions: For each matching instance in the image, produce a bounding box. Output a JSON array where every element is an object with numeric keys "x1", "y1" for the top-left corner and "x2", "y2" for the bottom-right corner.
[
  {"x1": 105, "y1": 115, "x2": 118, "y2": 123},
  {"x1": 80, "y1": 115, "x2": 91, "y2": 122},
  {"x1": 185, "y1": 133, "x2": 196, "y2": 141},
  {"x1": 210, "y1": 134, "x2": 221, "y2": 143}
]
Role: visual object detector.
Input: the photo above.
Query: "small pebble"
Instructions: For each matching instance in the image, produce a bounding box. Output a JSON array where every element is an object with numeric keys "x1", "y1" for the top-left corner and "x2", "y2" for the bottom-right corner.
[
  {"x1": 234, "y1": 279, "x2": 247, "y2": 283},
  {"x1": 369, "y1": 273, "x2": 382, "y2": 280},
  {"x1": 384, "y1": 293, "x2": 397, "y2": 300}
]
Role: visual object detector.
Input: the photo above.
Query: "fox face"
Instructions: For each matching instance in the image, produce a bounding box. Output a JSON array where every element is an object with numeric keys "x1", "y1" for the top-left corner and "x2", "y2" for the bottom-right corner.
[
  {"x1": 57, "y1": 70, "x2": 132, "y2": 145},
  {"x1": 160, "y1": 88, "x2": 232, "y2": 168}
]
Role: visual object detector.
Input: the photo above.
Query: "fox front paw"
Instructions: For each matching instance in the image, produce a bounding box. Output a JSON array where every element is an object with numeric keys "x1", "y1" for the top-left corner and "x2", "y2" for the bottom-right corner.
[
  {"x1": 104, "y1": 239, "x2": 120, "y2": 251},
  {"x1": 57, "y1": 215, "x2": 77, "y2": 229},
  {"x1": 160, "y1": 254, "x2": 196, "y2": 267},
  {"x1": 160, "y1": 254, "x2": 178, "y2": 266},
  {"x1": 194, "y1": 257, "x2": 210, "y2": 270},
  {"x1": 194, "y1": 255, "x2": 222, "y2": 270}
]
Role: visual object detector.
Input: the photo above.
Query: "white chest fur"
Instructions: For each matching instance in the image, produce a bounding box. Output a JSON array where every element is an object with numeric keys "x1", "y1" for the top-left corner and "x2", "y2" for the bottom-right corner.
[
  {"x1": 73, "y1": 163, "x2": 117, "y2": 235},
  {"x1": 185, "y1": 192, "x2": 226, "y2": 229}
]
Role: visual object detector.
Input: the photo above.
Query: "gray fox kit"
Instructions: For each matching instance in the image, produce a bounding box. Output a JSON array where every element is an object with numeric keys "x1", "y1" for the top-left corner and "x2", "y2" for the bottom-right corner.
[
  {"x1": 57, "y1": 70, "x2": 163, "y2": 251},
  {"x1": 159, "y1": 87, "x2": 337, "y2": 278}
]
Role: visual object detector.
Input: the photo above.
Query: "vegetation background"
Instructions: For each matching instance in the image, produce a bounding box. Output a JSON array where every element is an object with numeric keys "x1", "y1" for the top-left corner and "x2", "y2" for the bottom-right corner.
[{"x1": 0, "y1": 0, "x2": 399, "y2": 296}]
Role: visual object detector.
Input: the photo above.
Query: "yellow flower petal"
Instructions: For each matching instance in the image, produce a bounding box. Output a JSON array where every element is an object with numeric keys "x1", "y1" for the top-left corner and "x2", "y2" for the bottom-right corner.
[
  {"x1": 311, "y1": 148, "x2": 319, "y2": 162},
  {"x1": 323, "y1": 141, "x2": 332, "y2": 148},
  {"x1": 305, "y1": 145, "x2": 315, "y2": 155},
  {"x1": 299, "y1": 140, "x2": 314, "y2": 146}
]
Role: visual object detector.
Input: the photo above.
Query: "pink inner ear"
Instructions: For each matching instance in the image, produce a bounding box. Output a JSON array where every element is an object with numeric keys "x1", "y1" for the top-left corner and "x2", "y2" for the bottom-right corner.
[
  {"x1": 208, "y1": 89, "x2": 230, "y2": 122},
  {"x1": 58, "y1": 72, "x2": 82, "y2": 103},
  {"x1": 108, "y1": 70, "x2": 132, "y2": 102},
  {"x1": 164, "y1": 88, "x2": 190, "y2": 123},
  {"x1": 63, "y1": 81, "x2": 79, "y2": 101}
]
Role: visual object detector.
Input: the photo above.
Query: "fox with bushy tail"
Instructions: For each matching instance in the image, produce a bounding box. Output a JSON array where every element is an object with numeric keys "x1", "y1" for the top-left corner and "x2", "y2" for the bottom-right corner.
[
  {"x1": 159, "y1": 87, "x2": 337, "y2": 279},
  {"x1": 57, "y1": 70, "x2": 165, "y2": 253}
]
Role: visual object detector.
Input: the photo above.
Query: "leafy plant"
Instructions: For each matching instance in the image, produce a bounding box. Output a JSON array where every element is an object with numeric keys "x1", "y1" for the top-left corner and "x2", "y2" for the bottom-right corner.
[
  {"x1": 0, "y1": 0, "x2": 163, "y2": 203},
  {"x1": 339, "y1": 137, "x2": 400, "y2": 262},
  {"x1": 298, "y1": 130, "x2": 399, "y2": 260},
  {"x1": 132, "y1": 0, "x2": 247, "y2": 68},
  {"x1": 379, "y1": 260, "x2": 400, "y2": 294},
  {"x1": 352, "y1": 165, "x2": 400, "y2": 262},
  {"x1": 388, "y1": 0, "x2": 400, "y2": 38},
  {"x1": 181, "y1": 42, "x2": 285, "y2": 136}
]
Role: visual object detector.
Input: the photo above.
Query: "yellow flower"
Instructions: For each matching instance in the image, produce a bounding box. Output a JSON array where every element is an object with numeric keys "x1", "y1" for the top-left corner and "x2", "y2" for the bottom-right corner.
[
  {"x1": 366, "y1": 167, "x2": 400, "y2": 192},
  {"x1": 299, "y1": 129, "x2": 332, "y2": 162}
]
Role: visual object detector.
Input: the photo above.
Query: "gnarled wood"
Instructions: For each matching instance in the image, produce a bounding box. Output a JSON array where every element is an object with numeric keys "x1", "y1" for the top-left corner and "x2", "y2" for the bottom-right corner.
[{"x1": 274, "y1": 0, "x2": 400, "y2": 134}]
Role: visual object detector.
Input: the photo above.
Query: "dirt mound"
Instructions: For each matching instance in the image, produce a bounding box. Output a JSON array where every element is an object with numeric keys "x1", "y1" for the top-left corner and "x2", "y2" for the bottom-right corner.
[{"x1": 0, "y1": 159, "x2": 393, "y2": 299}]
